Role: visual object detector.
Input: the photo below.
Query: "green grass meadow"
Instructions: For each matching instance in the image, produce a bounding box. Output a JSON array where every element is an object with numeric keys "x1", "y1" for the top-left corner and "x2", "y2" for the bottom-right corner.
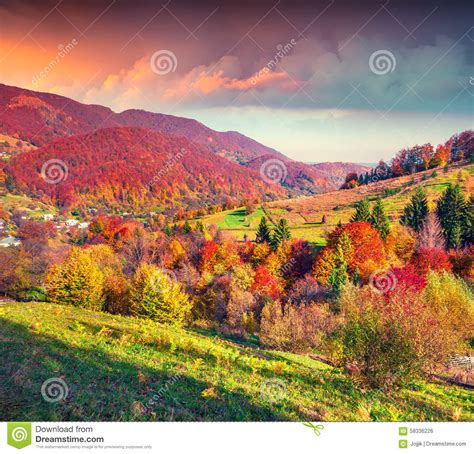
[{"x1": 1, "y1": 302, "x2": 472, "y2": 422}]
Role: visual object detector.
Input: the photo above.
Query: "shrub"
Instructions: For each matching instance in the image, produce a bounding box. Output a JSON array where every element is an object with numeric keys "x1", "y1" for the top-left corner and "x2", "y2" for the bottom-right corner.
[
  {"x1": 385, "y1": 224, "x2": 417, "y2": 263},
  {"x1": 260, "y1": 301, "x2": 336, "y2": 353},
  {"x1": 341, "y1": 310, "x2": 421, "y2": 388},
  {"x1": 130, "y1": 263, "x2": 192, "y2": 326},
  {"x1": 387, "y1": 265, "x2": 426, "y2": 296},
  {"x1": 383, "y1": 187, "x2": 401, "y2": 197},
  {"x1": 45, "y1": 247, "x2": 105, "y2": 311},
  {"x1": 422, "y1": 271, "x2": 473, "y2": 359},
  {"x1": 410, "y1": 247, "x2": 452, "y2": 276},
  {"x1": 225, "y1": 288, "x2": 257, "y2": 335},
  {"x1": 448, "y1": 248, "x2": 474, "y2": 281},
  {"x1": 104, "y1": 273, "x2": 130, "y2": 315},
  {"x1": 287, "y1": 275, "x2": 320, "y2": 305},
  {"x1": 336, "y1": 283, "x2": 444, "y2": 388}
]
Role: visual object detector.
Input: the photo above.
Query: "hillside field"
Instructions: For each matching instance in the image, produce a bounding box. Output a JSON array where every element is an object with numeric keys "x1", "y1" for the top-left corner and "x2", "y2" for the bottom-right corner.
[
  {"x1": 1, "y1": 301, "x2": 472, "y2": 422},
  {"x1": 201, "y1": 163, "x2": 473, "y2": 245}
]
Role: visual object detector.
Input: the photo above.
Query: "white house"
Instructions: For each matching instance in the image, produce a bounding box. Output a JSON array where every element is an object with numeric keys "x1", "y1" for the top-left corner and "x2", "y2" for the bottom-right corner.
[
  {"x1": 65, "y1": 219, "x2": 79, "y2": 227},
  {"x1": 43, "y1": 214, "x2": 54, "y2": 221},
  {"x1": 78, "y1": 222, "x2": 90, "y2": 229}
]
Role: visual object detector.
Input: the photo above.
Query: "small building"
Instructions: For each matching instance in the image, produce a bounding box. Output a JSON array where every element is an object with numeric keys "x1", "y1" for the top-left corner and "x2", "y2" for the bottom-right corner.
[
  {"x1": 0, "y1": 236, "x2": 21, "y2": 247},
  {"x1": 78, "y1": 222, "x2": 90, "y2": 229},
  {"x1": 65, "y1": 219, "x2": 79, "y2": 227},
  {"x1": 43, "y1": 214, "x2": 54, "y2": 221}
]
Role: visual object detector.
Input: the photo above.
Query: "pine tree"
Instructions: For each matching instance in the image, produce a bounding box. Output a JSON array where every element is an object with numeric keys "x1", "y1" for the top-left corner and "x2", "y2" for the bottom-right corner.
[
  {"x1": 370, "y1": 198, "x2": 390, "y2": 239},
  {"x1": 351, "y1": 197, "x2": 371, "y2": 222},
  {"x1": 436, "y1": 184, "x2": 468, "y2": 249},
  {"x1": 255, "y1": 216, "x2": 272, "y2": 244},
  {"x1": 463, "y1": 195, "x2": 474, "y2": 245},
  {"x1": 271, "y1": 218, "x2": 291, "y2": 249},
  {"x1": 183, "y1": 220, "x2": 191, "y2": 234},
  {"x1": 401, "y1": 187, "x2": 429, "y2": 231},
  {"x1": 163, "y1": 224, "x2": 172, "y2": 237}
]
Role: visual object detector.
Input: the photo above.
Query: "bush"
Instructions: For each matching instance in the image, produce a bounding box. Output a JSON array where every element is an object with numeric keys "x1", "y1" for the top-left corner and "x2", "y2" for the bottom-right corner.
[
  {"x1": 260, "y1": 301, "x2": 336, "y2": 353},
  {"x1": 130, "y1": 263, "x2": 192, "y2": 326},
  {"x1": 422, "y1": 271, "x2": 473, "y2": 359},
  {"x1": 341, "y1": 311, "x2": 421, "y2": 388},
  {"x1": 336, "y1": 283, "x2": 442, "y2": 388},
  {"x1": 410, "y1": 247, "x2": 452, "y2": 276},
  {"x1": 287, "y1": 275, "x2": 320, "y2": 305},
  {"x1": 385, "y1": 224, "x2": 416, "y2": 263},
  {"x1": 448, "y1": 248, "x2": 474, "y2": 281},
  {"x1": 225, "y1": 288, "x2": 257, "y2": 335},
  {"x1": 104, "y1": 273, "x2": 130, "y2": 315},
  {"x1": 45, "y1": 247, "x2": 105, "y2": 311},
  {"x1": 383, "y1": 187, "x2": 402, "y2": 197}
]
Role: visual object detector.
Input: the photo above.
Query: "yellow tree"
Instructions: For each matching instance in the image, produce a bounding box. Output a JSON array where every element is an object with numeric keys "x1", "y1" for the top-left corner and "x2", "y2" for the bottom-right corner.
[
  {"x1": 45, "y1": 247, "x2": 104, "y2": 310},
  {"x1": 130, "y1": 263, "x2": 192, "y2": 326}
]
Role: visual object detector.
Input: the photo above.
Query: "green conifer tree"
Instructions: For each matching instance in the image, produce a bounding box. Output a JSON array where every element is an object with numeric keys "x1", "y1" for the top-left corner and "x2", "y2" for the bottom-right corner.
[
  {"x1": 271, "y1": 218, "x2": 291, "y2": 249},
  {"x1": 255, "y1": 216, "x2": 272, "y2": 244},
  {"x1": 351, "y1": 197, "x2": 371, "y2": 222},
  {"x1": 401, "y1": 187, "x2": 429, "y2": 231},
  {"x1": 183, "y1": 220, "x2": 191, "y2": 234},
  {"x1": 370, "y1": 198, "x2": 390, "y2": 239},
  {"x1": 436, "y1": 184, "x2": 469, "y2": 249}
]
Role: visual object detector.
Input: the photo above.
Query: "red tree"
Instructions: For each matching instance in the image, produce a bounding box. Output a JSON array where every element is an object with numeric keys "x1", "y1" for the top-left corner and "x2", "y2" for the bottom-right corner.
[
  {"x1": 410, "y1": 247, "x2": 452, "y2": 276},
  {"x1": 199, "y1": 240, "x2": 219, "y2": 273},
  {"x1": 328, "y1": 221, "x2": 385, "y2": 272}
]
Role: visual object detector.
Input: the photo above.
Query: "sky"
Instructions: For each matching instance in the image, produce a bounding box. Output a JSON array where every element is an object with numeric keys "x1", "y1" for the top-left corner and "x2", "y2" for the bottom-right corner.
[{"x1": 0, "y1": 0, "x2": 473, "y2": 162}]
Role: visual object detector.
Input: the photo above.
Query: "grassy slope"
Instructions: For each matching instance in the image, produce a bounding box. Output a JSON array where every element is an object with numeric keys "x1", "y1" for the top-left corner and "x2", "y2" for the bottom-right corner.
[
  {"x1": 1, "y1": 302, "x2": 472, "y2": 422},
  {"x1": 0, "y1": 193, "x2": 57, "y2": 219},
  {"x1": 200, "y1": 163, "x2": 473, "y2": 246}
]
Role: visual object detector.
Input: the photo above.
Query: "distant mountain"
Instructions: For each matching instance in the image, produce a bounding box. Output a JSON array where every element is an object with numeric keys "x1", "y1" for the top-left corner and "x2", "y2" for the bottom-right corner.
[
  {"x1": 0, "y1": 83, "x2": 286, "y2": 164},
  {"x1": 5, "y1": 127, "x2": 285, "y2": 212},
  {"x1": 0, "y1": 83, "x2": 372, "y2": 205},
  {"x1": 244, "y1": 155, "x2": 338, "y2": 196},
  {"x1": 310, "y1": 162, "x2": 373, "y2": 187}
]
